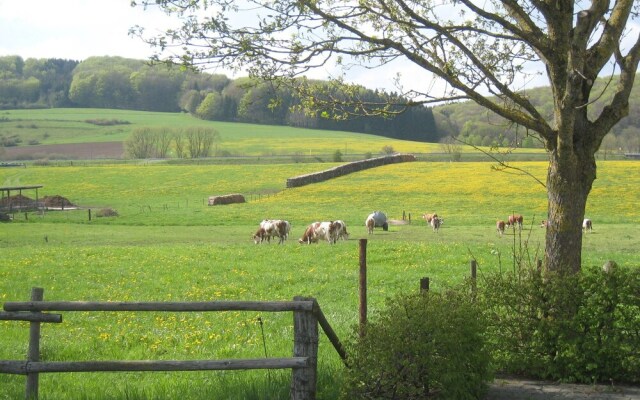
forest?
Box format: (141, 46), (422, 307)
(1, 54), (639, 152)
(0, 55), (438, 143)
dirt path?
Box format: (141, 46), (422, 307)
(486, 377), (640, 399)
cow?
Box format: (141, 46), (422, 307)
(333, 220), (349, 241)
(299, 221), (338, 244)
(496, 220), (506, 236)
(366, 211), (388, 232)
(421, 213), (438, 224)
(506, 214), (524, 230)
(317, 221), (339, 243)
(540, 220), (550, 228)
(430, 217), (443, 232)
(365, 215), (375, 234)
(583, 218), (593, 233)
(299, 222), (321, 244)
(253, 219), (289, 244)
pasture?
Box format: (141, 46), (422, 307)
(1, 158), (639, 399)
(0, 108), (553, 162)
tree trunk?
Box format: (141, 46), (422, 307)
(544, 149), (596, 273)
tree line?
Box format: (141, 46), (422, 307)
(0, 55), (439, 143)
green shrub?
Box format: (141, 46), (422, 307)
(333, 149), (343, 162)
(340, 286), (492, 399)
(479, 265), (640, 384)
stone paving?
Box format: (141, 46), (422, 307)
(486, 377), (640, 400)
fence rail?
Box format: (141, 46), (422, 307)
(1, 289), (346, 400)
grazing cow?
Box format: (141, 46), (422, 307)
(430, 217), (443, 232)
(421, 213), (438, 224)
(317, 221), (339, 243)
(333, 220), (349, 241)
(583, 218), (593, 233)
(365, 215), (375, 234)
(496, 220), (506, 236)
(254, 219), (289, 244)
(299, 222), (321, 244)
(540, 220), (550, 228)
(506, 214), (524, 230)
(366, 211), (389, 232)
(298, 221), (338, 244)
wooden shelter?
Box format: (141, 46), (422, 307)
(0, 185), (43, 212)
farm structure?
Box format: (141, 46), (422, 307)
(0, 288), (346, 400)
(0, 185), (43, 212)
(286, 154), (416, 188)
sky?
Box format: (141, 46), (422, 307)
(0, 0), (169, 61)
(1, 1), (637, 95)
(0, 0), (417, 92)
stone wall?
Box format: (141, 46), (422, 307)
(286, 154), (416, 188)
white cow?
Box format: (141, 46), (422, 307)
(583, 218), (593, 233)
(333, 220), (349, 242)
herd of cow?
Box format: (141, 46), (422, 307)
(252, 212), (594, 245)
(496, 214), (594, 236)
(252, 218), (348, 245)
(252, 211), (391, 245)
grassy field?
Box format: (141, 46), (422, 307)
(0, 111), (638, 399)
(0, 108), (553, 160)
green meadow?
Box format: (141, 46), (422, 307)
(0, 110), (638, 399)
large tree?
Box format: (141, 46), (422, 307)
(133, 0), (640, 272)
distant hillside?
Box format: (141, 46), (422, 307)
(1, 55), (638, 152)
(432, 74), (640, 152)
(0, 55), (439, 144)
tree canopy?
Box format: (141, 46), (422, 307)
(133, 0), (640, 272)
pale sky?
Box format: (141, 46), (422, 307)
(1, 1), (636, 95)
(0, 0), (171, 61)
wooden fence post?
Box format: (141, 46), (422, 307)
(359, 239), (367, 338)
(291, 296), (318, 400)
(420, 277), (430, 293)
(470, 260), (477, 299)
(26, 287), (44, 400)
(88, 209), (91, 221)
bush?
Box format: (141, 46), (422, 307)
(340, 287), (492, 399)
(479, 265), (640, 384)
(96, 208), (119, 217)
(333, 149), (343, 162)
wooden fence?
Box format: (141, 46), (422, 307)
(0, 288), (346, 400)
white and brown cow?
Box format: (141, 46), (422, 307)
(506, 214), (524, 230)
(365, 214), (375, 234)
(333, 220), (349, 242)
(253, 219), (289, 244)
(496, 220), (506, 236)
(421, 213), (438, 224)
(298, 221), (339, 244)
(540, 220), (550, 228)
(583, 218), (593, 233)
(430, 216), (443, 232)
(299, 222), (321, 244)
